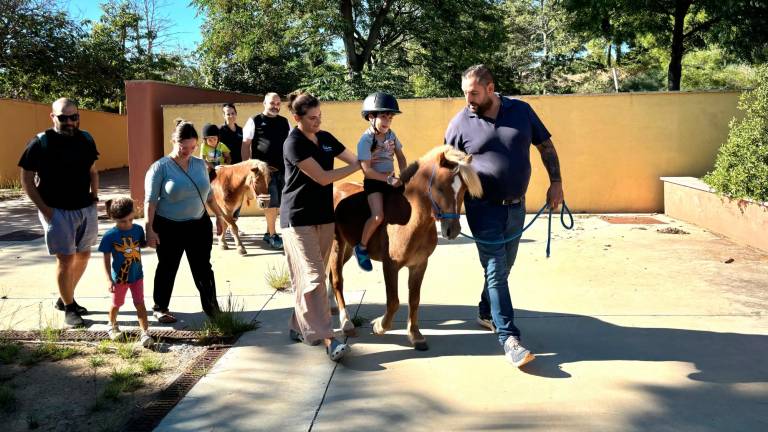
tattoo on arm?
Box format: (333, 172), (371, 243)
(536, 139), (562, 183)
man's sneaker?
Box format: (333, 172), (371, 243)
(262, 232), (271, 243)
(139, 333), (155, 348)
(269, 234), (283, 249)
(326, 339), (350, 362)
(504, 336), (535, 368)
(353, 244), (373, 272)
(108, 327), (124, 341)
(477, 314), (496, 332)
(64, 309), (84, 327)
(55, 298), (88, 315)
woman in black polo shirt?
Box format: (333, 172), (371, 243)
(281, 92), (361, 362)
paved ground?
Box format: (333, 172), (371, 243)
(1, 169), (766, 431)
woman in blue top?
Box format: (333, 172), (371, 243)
(281, 92), (361, 362)
(144, 119), (228, 323)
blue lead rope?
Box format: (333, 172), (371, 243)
(459, 201), (574, 257)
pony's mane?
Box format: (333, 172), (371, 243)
(418, 145), (483, 198)
(400, 160), (420, 184)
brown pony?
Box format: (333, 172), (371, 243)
(329, 145), (482, 350)
(210, 159), (273, 255)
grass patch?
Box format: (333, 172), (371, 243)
(40, 325), (62, 342)
(200, 295), (258, 340)
(0, 177), (21, 190)
(103, 367), (143, 400)
(139, 355), (163, 374)
(21, 343), (79, 365)
(116, 343), (138, 360)
(97, 340), (112, 354)
(0, 340), (21, 364)
(0, 384), (15, 413)
(264, 263), (291, 290)
(89, 355), (106, 368)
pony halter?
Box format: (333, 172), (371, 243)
(427, 164), (461, 220)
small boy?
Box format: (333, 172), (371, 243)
(99, 197), (154, 347)
(354, 92), (407, 271)
(201, 123), (231, 178)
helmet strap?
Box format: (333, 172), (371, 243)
(369, 115), (381, 135)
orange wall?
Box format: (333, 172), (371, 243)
(2, 99), (127, 182)
(164, 91), (742, 213)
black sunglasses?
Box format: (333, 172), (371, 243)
(56, 113), (80, 122)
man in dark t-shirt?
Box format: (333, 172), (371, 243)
(18, 97), (100, 327)
(243, 92), (291, 249)
(445, 65), (565, 368)
(219, 103), (243, 164)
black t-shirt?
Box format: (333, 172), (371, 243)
(251, 114), (290, 172)
(18, 129), (99, 210)
(219, 123), (243, 164)
(280, 128), (345, 228)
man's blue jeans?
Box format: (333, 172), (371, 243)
(465, 198), (526, 346)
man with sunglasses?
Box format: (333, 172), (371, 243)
(18, 98), (100, 327)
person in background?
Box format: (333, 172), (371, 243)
(200, 123), (231, 179)
(242, 92), (290, 249)
(18, 97), (99, 327)
(219, 103), (243, 165)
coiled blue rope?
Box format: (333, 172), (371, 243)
(459, 201), (574, 257)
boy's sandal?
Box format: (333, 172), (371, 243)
(153, 311), (177, 324)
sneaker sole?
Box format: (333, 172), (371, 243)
(510, 352), (536, 368)
(476, 317), (496, 332)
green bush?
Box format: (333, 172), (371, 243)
(704, 65), (768, 202)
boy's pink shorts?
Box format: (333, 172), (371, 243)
(112, 279), (145, 308)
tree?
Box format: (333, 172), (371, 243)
(564, 0), (768, 91)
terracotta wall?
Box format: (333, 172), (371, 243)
(164, 91), (742, 213)
(125, 81), (262, 210)
(2, 99), (127, 182)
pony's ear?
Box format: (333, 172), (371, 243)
(438, 148), (458, 169)
(104, 199), (113, 218)
(268, 166), (278, 173)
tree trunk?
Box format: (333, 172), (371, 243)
(339, 0), (360, 76)
(667, 0), (692, 91)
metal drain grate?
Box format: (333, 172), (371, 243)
(601, 216), (666, 224)
(0, 329), (203, 341)
(0, 230), (43, 241)
(122, 345), (231, 431)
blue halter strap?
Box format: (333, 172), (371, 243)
(427, 164), (461, 220)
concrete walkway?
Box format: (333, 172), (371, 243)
(1, 173), (766, 431)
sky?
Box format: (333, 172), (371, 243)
(64, 0), (204, 52)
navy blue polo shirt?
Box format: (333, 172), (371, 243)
(280, 128), (345, 228)
(444, 96), (551, 202)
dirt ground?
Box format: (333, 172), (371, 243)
(0, 339), (206, 432)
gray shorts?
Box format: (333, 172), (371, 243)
(38, 204), (99, 255)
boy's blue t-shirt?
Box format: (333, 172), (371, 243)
(356, 129), (402, 174)
(98, 224), (145, 283)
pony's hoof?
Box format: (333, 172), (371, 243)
(219, 243), (229, 250)
(343, 327), (358, 337)
(238, 247), (247, 255)
(372, 317), (388, 335)
(412, 340), (429, 351)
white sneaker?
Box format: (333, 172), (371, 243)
(108, 327), (124, 341)
(504, 336), (535, 368)
(139, 333), (155, 348)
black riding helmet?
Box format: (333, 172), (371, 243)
(361, 92), (401, 120)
